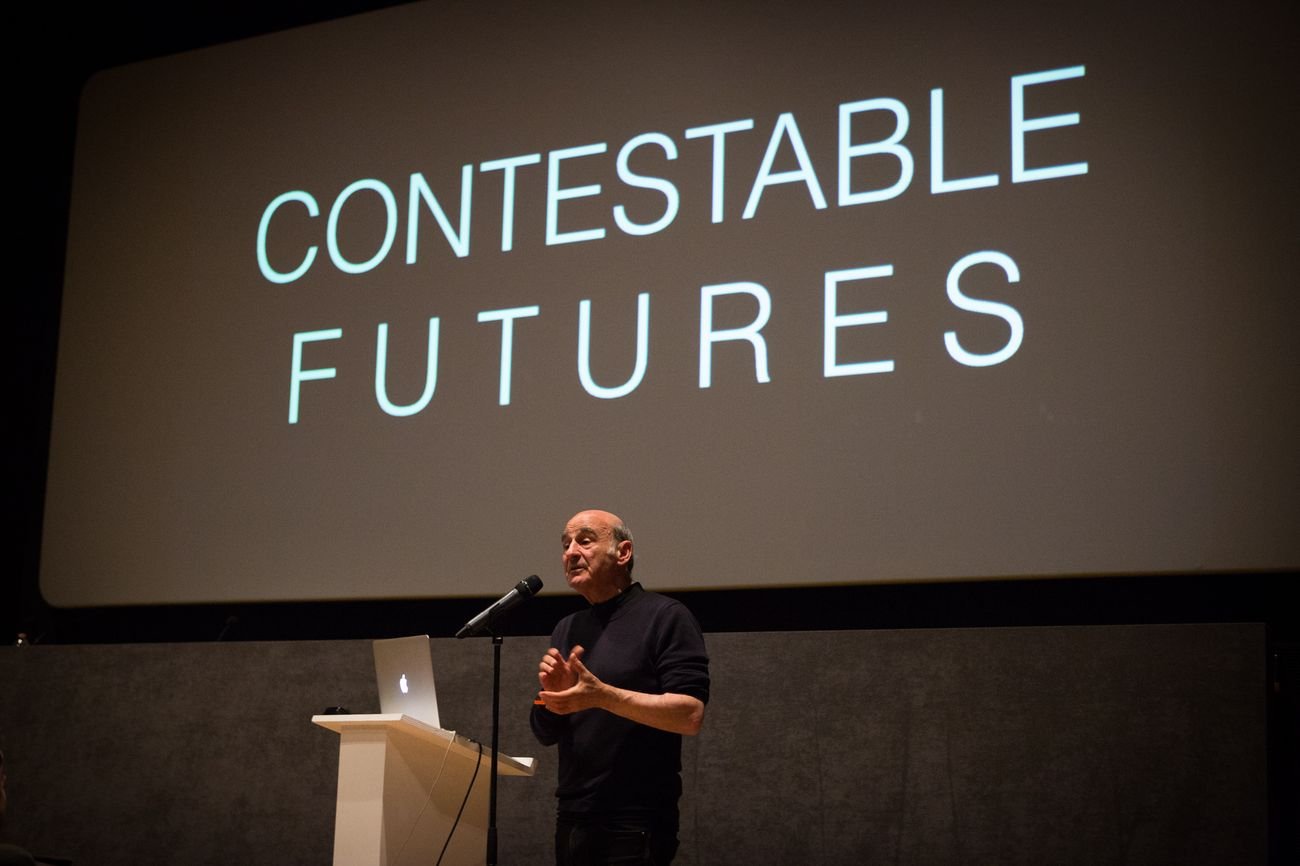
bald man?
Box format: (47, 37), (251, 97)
(531, 510), (710, 866)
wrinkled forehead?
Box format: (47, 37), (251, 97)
(562, 511), (616, 542)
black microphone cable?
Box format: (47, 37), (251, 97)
(435, 740), (483, 866)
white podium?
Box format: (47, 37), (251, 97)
(313, 714), (535, 866)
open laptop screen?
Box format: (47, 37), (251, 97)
(372, 635), (441, 728)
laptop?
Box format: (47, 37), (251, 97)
(372, 634), (442, 728)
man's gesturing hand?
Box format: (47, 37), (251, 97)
(538, 646), (579, 693)
(537, 646), (608, 715)
(536, 645), (706, 735)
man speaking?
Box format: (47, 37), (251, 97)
(530, 509), (710, 866)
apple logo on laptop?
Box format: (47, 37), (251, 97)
(400, 674), (409, 694)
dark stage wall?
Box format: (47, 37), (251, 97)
(0, 623), (1265, 865)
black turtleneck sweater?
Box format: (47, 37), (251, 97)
(529, 582), (710, 815)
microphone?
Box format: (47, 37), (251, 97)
(455, 575), (543, 638)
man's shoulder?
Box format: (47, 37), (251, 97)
(625, 586), (702, 630)
(635, 588), (689, 613)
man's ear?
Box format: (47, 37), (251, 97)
(616, 539), (633, 566)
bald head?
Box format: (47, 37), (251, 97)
(561, 509), (635, 603)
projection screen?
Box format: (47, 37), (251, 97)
(41, 0), (1299, 606)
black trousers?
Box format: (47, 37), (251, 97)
(555, 811), (679, 866)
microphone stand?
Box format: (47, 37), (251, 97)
(456, 575), (541, 864)
(487, 629), (502, 866)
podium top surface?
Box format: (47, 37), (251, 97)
(312, 713), (535, 776)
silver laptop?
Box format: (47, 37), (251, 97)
(372, 635), (441, 727)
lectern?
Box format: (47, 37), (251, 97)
(313, 714), (535, 866)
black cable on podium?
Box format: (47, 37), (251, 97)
(454, 574), (543, 866)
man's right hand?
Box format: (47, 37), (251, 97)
(538, 645), (583, 692)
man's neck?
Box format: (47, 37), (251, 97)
(583, 577), (634, 605)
